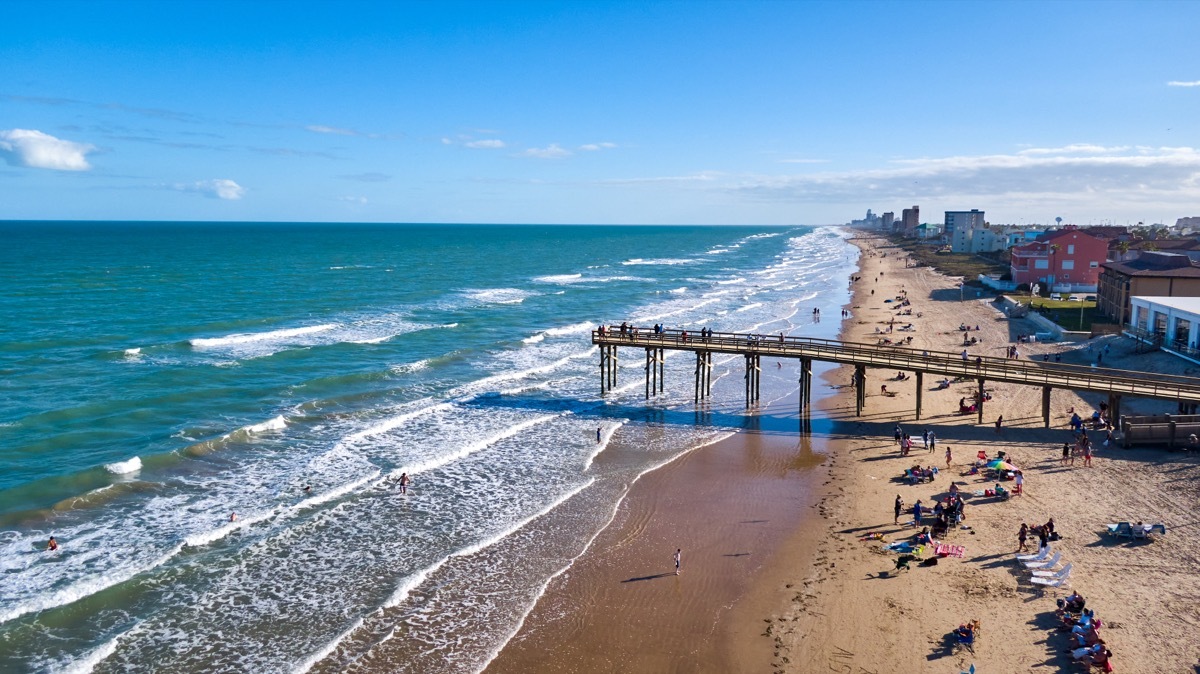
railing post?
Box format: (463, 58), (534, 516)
(1042, 386), (1051, 428)
(915, 371), (923, 420)
(977, 379), (985, 425)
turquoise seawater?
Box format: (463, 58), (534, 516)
(0, 223), (857, 673)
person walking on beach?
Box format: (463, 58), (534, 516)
(674, 548), (681, 575)
(928, 432), (936, 454)
(1062, 442), (1071, 466)
(913, 500), (923, 525)
(1014, 470), (1024, 495)
(399, 472), (410, 495)
(1083, 443), (1093, 467)
(1018, 523), (1028, 552)
(995, 415), (1004, 435)
(945, 445), (952, 468)
(894, 495), (903, 524)
(921, 429), (929, 451)
(894, 424), (903, 446)
(596, 427), (602, 443)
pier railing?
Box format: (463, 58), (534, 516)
(592, 327), (1200, 404)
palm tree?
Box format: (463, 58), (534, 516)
(1116, 240), (1130, 260)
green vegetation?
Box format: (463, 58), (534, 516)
(883, 235), (1009, 282)
(1019, 296), (1102, 332)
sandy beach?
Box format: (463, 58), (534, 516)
(486, 231), (1200, 674)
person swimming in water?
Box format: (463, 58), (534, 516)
(230, 512), (238, 522)
(303, 485), (312, 494)
(47, 536), (58, 551)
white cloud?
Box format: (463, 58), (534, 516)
(600, 171), (723, 185)
(175, 178), (246, 200)
(465, 139), (506, 149)
(579, 142), (617, 151)
(0, 128), (95, 171)
(441, 137), (453, 145)
(519, 143), (572, 159)
(337, 195), (368, 204)
(1167, 80), (1200, 87)
(305, 124), (360, 136)
(1017, 144), (1129, 155)
(730, 147), (1200, 208)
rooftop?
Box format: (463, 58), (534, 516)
(1132, 296), (1200, 314)
(1103, 252), (1200, 277)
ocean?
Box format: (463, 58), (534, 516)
(0, 222), (857, 673)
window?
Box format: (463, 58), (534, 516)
(1067, 244), (1075, 254)
(1089, 261), (1099, 268)
(1061, 260), (1075, 270)
(1035, 259), (1049, 269)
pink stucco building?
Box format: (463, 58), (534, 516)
(1010, 228), (1109, 290)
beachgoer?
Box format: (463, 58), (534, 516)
(894, 495), (902, 524)
(922, 429), (929, 451)
(674, 548), (681, 575)
(1018, 523), (1028, 551)
(995, 415), (1003, 435)
(913, 500), (923, 524)
(928, 432), (936, 453)
(1038, 525), (1050, 551)
(1083, 443), (1092, 467)
(303, 485), (312, 494)
(399, 472), (410, 495)
(1061, 442), (1070, 466)
(945, 445), (952, 468)
(230, 512), (237, 522)
(47, 536), (58, 552)
(894, 424), (902, 445)
(597, 427), (602, 443)
(1014, 470), (1024, 495)
(881, 384), (888, 396)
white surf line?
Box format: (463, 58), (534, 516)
(472, 430), (735, 674)
(293, 478), (596, 674)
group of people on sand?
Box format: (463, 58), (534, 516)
(1056, 592), (1113, 671)
(1017, 518), (1057, 552)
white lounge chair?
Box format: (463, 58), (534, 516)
(1031, 574), (1071, 594)
(1024, 550), (1062, 570)
(1012, 542), (1051, 558)
(1032, 562), (1072, 579)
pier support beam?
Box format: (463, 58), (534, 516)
(977, 379), (985, 425)
(659, 348), (665, 394)
(1042, 386), (1052, 428)
(915, 371), (923, 420)
(694, 352), (702, 403)
(854, 365), (866, 416)
(600, 345), (618, 395)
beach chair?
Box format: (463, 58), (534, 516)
(1031, 572), (1071, 595)
(1016, 545), (1051, 562)
(1148, 523), (1167, 536)
(1107, 522), (1132, 538)
(1032, 562), (1072, 579)
(1023, 550), (1062, 570)
(1132, 525), (1147, 540)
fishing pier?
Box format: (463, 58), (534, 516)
(593, 327), (1200, 426)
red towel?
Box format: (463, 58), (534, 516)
(936, 544), (965, 558)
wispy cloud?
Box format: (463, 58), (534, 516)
(778, 158), (829, 164)
(0, 128), (96, 170)
(579, 142), (617, 151)
(1017, 144), (1130, 155)
(305, 124), (361, 136)
(519, 143), (572, 159)
(338, 172), (390, 182)
(1167, 80), (1200, 87)
(465, 139), (506, 149)
(599, 171), (723, 185)
(175, 178), (246, 200)
(730, 146), (1200, 207)
(248, 146), (339, 159)
(336, 195), (368, 204)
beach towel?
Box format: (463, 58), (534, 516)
(936, 544), (965, 558)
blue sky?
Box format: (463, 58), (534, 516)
(2, 0), (1199, 225)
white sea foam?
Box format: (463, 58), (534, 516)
(532, 273), (583, 284)
(0, 543), (183, 624)
(293, 469), (381, 512)
(522, 334), (545, 344)
(391, 413), (563, 477)
(716, 277), (745, 285)
(344, 402), (455, 442)
(668, 287), (688, 294)
(584, 420), (627, 470)
(736, 302), (763, 312)
(191, 324), (338, 348)
(58, 626), (134, 674)
(244, 415), (287, 434)
(620, 258), (695, 266)
(290, 615), (367, 674)
(463, 288), (533, 305)
(104, 456), (142, 474)
(183, 508), (276, 548)
(390, 359), (430, 375)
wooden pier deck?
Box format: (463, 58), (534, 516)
(593, 327), (1200, 426)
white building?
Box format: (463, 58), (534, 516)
(944, 209), (985, 239)
(1128, 296), (1200, 362)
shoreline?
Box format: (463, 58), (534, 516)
(485, 230), (1200, 674)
